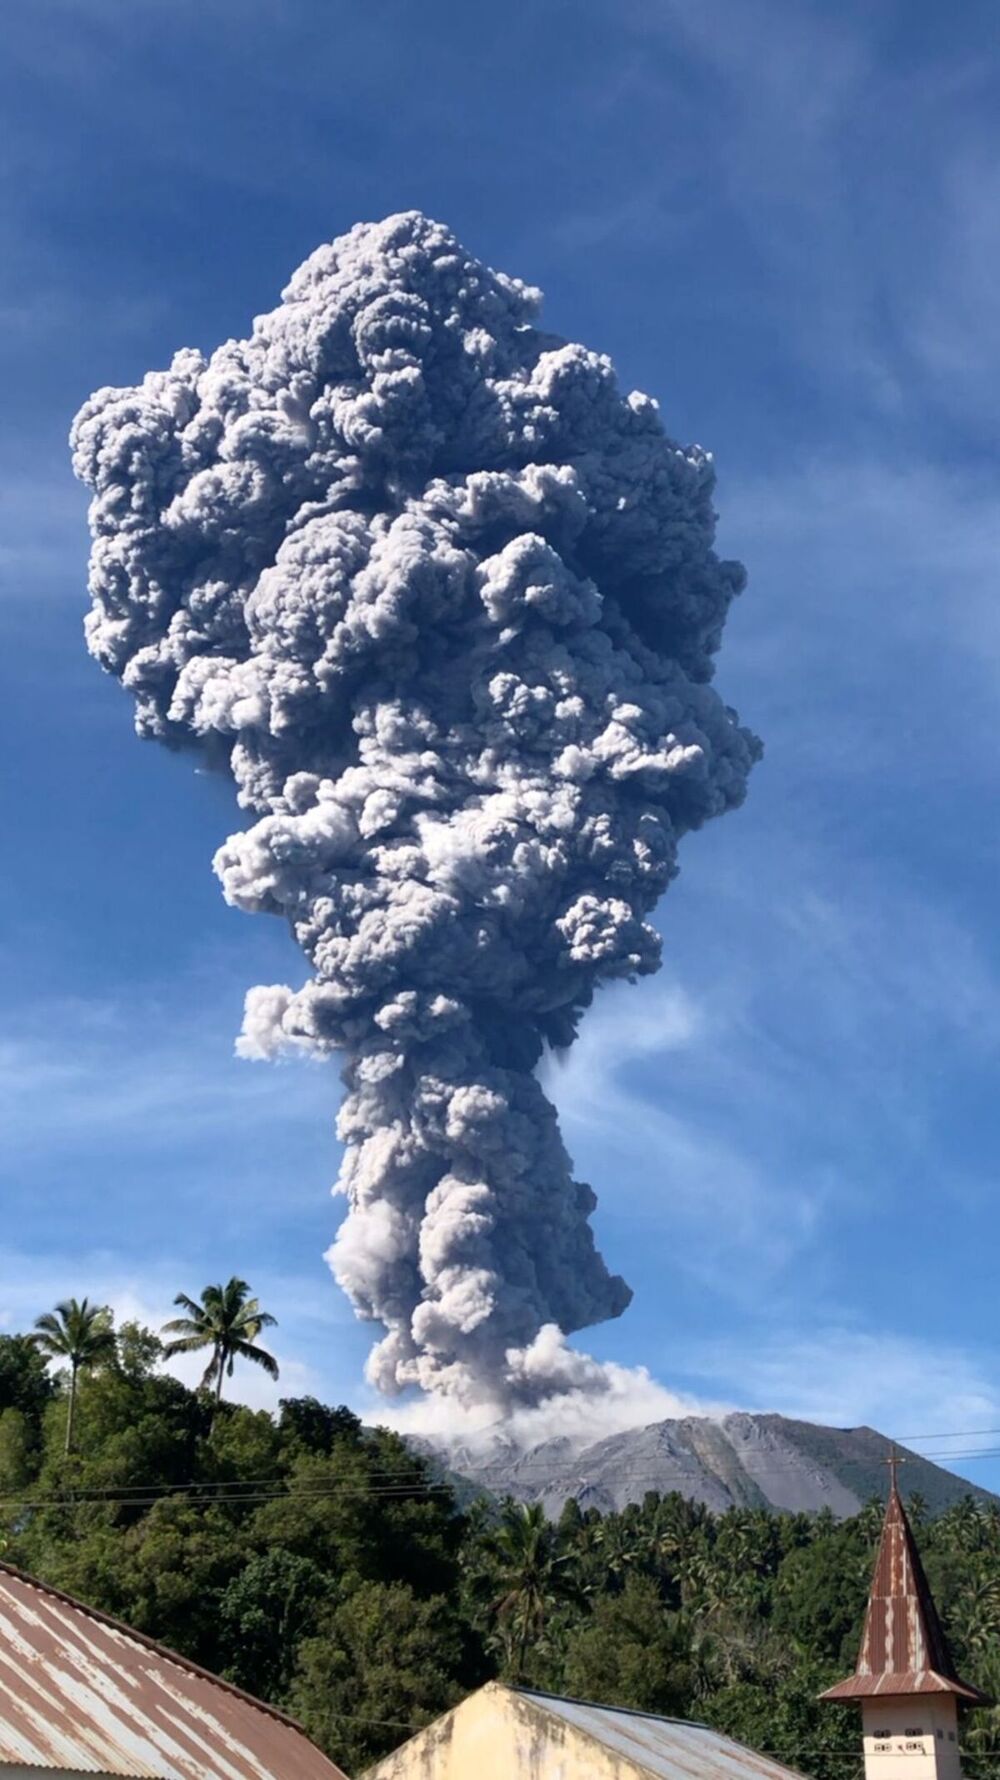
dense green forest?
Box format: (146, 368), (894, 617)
(3, 1316), (1000, 1778)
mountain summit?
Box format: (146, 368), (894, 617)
(433, 1413), (995, 1518)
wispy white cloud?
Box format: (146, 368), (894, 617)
(542, 975), (827, 1298)
(591, 0), (1000, 430)
(648, 0), (871, 144)
(0, 1245), (340, 1414)
(0, 465), (89, 596)
(721, 457), (1000, 717)
(688, 1324), (1000, 1445)
(0, 992), (335, 1158)
(533, 443), (1000, 1452)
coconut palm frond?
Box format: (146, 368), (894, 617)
(160, 1276), (279, 1420)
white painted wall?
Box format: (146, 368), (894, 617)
(862, 1696), (962, 1780)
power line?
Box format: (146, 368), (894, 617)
(0, 1482), (457, 1512)
(896, 1428), (1000, 1443)
(4, 1451), (1000, 1510)
(3, 1464), (999, 1516)
(203, 1695), (1000, 1760)
(3, 1423), (1000, 1518)
(305, 1695), (1000, 1757)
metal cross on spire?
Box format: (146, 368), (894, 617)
(885, 1444), (905, 1494)
(821, 1436), (988, 1708)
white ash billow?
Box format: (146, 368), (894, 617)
(72, 211), (759, 1411)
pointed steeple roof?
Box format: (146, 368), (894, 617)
(821, 1476), (987, 1703)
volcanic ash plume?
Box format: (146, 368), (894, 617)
(71, 212), (760, 1411)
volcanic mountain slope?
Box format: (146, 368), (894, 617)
(432, 1414), (996, 1518)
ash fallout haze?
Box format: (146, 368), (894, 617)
(72, 212), (758, 1415)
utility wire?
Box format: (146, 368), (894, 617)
(5, 1452), (1000, 1512)
(3, 1466), (1000, 1515)
(896, 1428), (1000, 1443)
(15, 1441), (1000, 1500)
(4, 1420), (1000, 1516)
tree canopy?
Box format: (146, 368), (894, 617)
(3, 1310), (999, 1778)
(161, 1278), (279, 1413)
(28, 1298), (116, 1452)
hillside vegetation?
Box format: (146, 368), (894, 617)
(2, 1320), (1000, 1778)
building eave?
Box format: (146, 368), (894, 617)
(818, 1481), (987, 1712)
(821, 1671), (990, 1705)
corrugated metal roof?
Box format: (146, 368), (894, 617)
(0, 1559), (347, 1778)
(820, 1481), (987, 1705)
(515, 1689), (810, 1780)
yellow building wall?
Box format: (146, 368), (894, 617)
(365, 1683), (649, 1780)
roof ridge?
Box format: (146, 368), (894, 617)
(512, 1684), (710, 1729)
(511, 1686), (809, 1778)
(0, 1557), (311, 1736)
(516, 1680), (704, 1723)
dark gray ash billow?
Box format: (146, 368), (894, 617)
(72, 212), (759, 1410)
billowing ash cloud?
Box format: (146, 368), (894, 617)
(71, 212), (759, 1410)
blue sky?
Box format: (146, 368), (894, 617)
(3, 0), (1000, 1484)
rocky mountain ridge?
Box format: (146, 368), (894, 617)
(428, 1412), (996, 1518)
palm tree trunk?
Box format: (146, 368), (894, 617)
(208, 1347), (225, 1433)
(514, 1616), (529, 1684)
(65, 1362), (77, 1455)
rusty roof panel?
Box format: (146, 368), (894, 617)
(822, 1671), (983, 1701)
(0, 1561), (346, 1778)
(820, 1485), (988, 1706)
(516, 1690), (810, 1780)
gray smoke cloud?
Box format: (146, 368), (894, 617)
(71, 212), (759, 1411)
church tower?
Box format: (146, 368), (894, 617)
(820, 1464), (988, 1780)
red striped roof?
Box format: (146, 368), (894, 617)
(0, 1559), (347, 1776)
(821, 1483), (987, 1704)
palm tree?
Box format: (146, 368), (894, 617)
(593, 1512), (642, 1583)
(161, 1278), (278, 1424)
(30, 1298), (116, 1454)
(486, 1501), (579, 1681)
(953, 1559), (1000, 1662)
